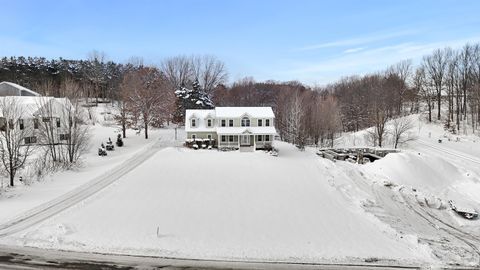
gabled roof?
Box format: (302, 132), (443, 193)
(215, 107), (275, 118)
(0, 81), (41, 96)
(185, 107), (276, 133)
(185, 109), (216, 132)
(0, 96), (71, 118)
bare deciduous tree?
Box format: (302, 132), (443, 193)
(36, 97), (61, 162)
(387, 59), (412, 113)
(191, 55), (228, 95)
(161, 56), (193, 89)
(0, 97), (34, 186)
(59, 79), (90, 164)
(423, 48), (451, 121)
(161, 55), (228, 95)
(121, 67), (173, 139)
(87, 50), (108, 106)
(391, 117), (415, 149)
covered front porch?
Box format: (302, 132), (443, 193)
(218, 130), (274, 150)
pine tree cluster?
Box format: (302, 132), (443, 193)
(173, 80), (214, 123)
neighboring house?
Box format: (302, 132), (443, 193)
(0, 90), (73, 146)
(185, 107), (276, 150)
(0, 81), (41, 96)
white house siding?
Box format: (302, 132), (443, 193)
(185, 107), (276, 150)
(186, 132), (218, 141)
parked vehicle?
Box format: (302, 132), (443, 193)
(449, 200), (478, 219)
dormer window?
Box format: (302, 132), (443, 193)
(241, 117), (250, 127)
(207, 119), (212, 127)
(191, 118), (196, 128)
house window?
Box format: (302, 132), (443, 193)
(191, 119), (196, 127)
(207, 134), (212, 140)
(221, 119), (226, 127)
(221, 135), (226, 142)
(25, 136), (37, 144)
(265, 135), (270, 141)
(229, 135), (234, 142)
(258, 119), (263, 127)
(229, 119), (234, 127)
(191, 134), (196, 140)
(56, 118), (60, 128)
(266, 119), (270, 126)
(8, 119), (14, 129)
(258, 135), (263, 142)
(59, 134), (70, 141)
(241, 117), (250, 127)
(207, 119), (212, 127)
(19, 119), (24, 130)
(33, 119), (39, 129)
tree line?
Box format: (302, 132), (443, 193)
(2, 43), (480, 152)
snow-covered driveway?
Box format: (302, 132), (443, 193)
(0, 133), (175, 238)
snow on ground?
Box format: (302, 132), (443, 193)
(2, 108), (480, 266)
(0, 104), (177, 224)
(325, 113), (480, 265)
(3, 142), (434, 265)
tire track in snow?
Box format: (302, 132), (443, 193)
(397, 187), (480, 266)
(0, 136), (172, 237)
(415, 139), (480, 165)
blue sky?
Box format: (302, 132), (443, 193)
(1, 0), (479, 85)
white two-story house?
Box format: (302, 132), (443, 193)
(0, 82), (74, 145)
(185, 107), (276, 150)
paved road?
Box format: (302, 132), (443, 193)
(415, 139), (480, 165)
(0, 244), (429, 270)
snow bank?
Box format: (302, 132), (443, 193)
(364, 151), (480, 208)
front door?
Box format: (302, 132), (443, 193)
(241, 135), (250, 146)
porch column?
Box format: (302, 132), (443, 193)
(237, 135), (240, 148)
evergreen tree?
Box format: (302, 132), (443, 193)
(173, 79), (214, 124)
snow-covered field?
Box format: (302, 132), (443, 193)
(2, 141), (434, 265)
(0, 104), (176, 224)
(1, 110), (480, 267)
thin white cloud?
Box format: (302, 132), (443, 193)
(288, 36), (480, 85)
(294, 29), (419, 51)
(343, 47), (365, 54)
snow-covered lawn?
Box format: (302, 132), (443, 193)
(0, 124), (176, 225)
(2, 110), (480, 266)
(3, 142), (434, 265)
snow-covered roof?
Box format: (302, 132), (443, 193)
(215, 107), (275, 118)
(0, 81), (41, 96)
(185, 109), (216, 132)
(0, 96), (71, 118)
(185, 107), (276, 133)
(216, 127), (277, 135)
